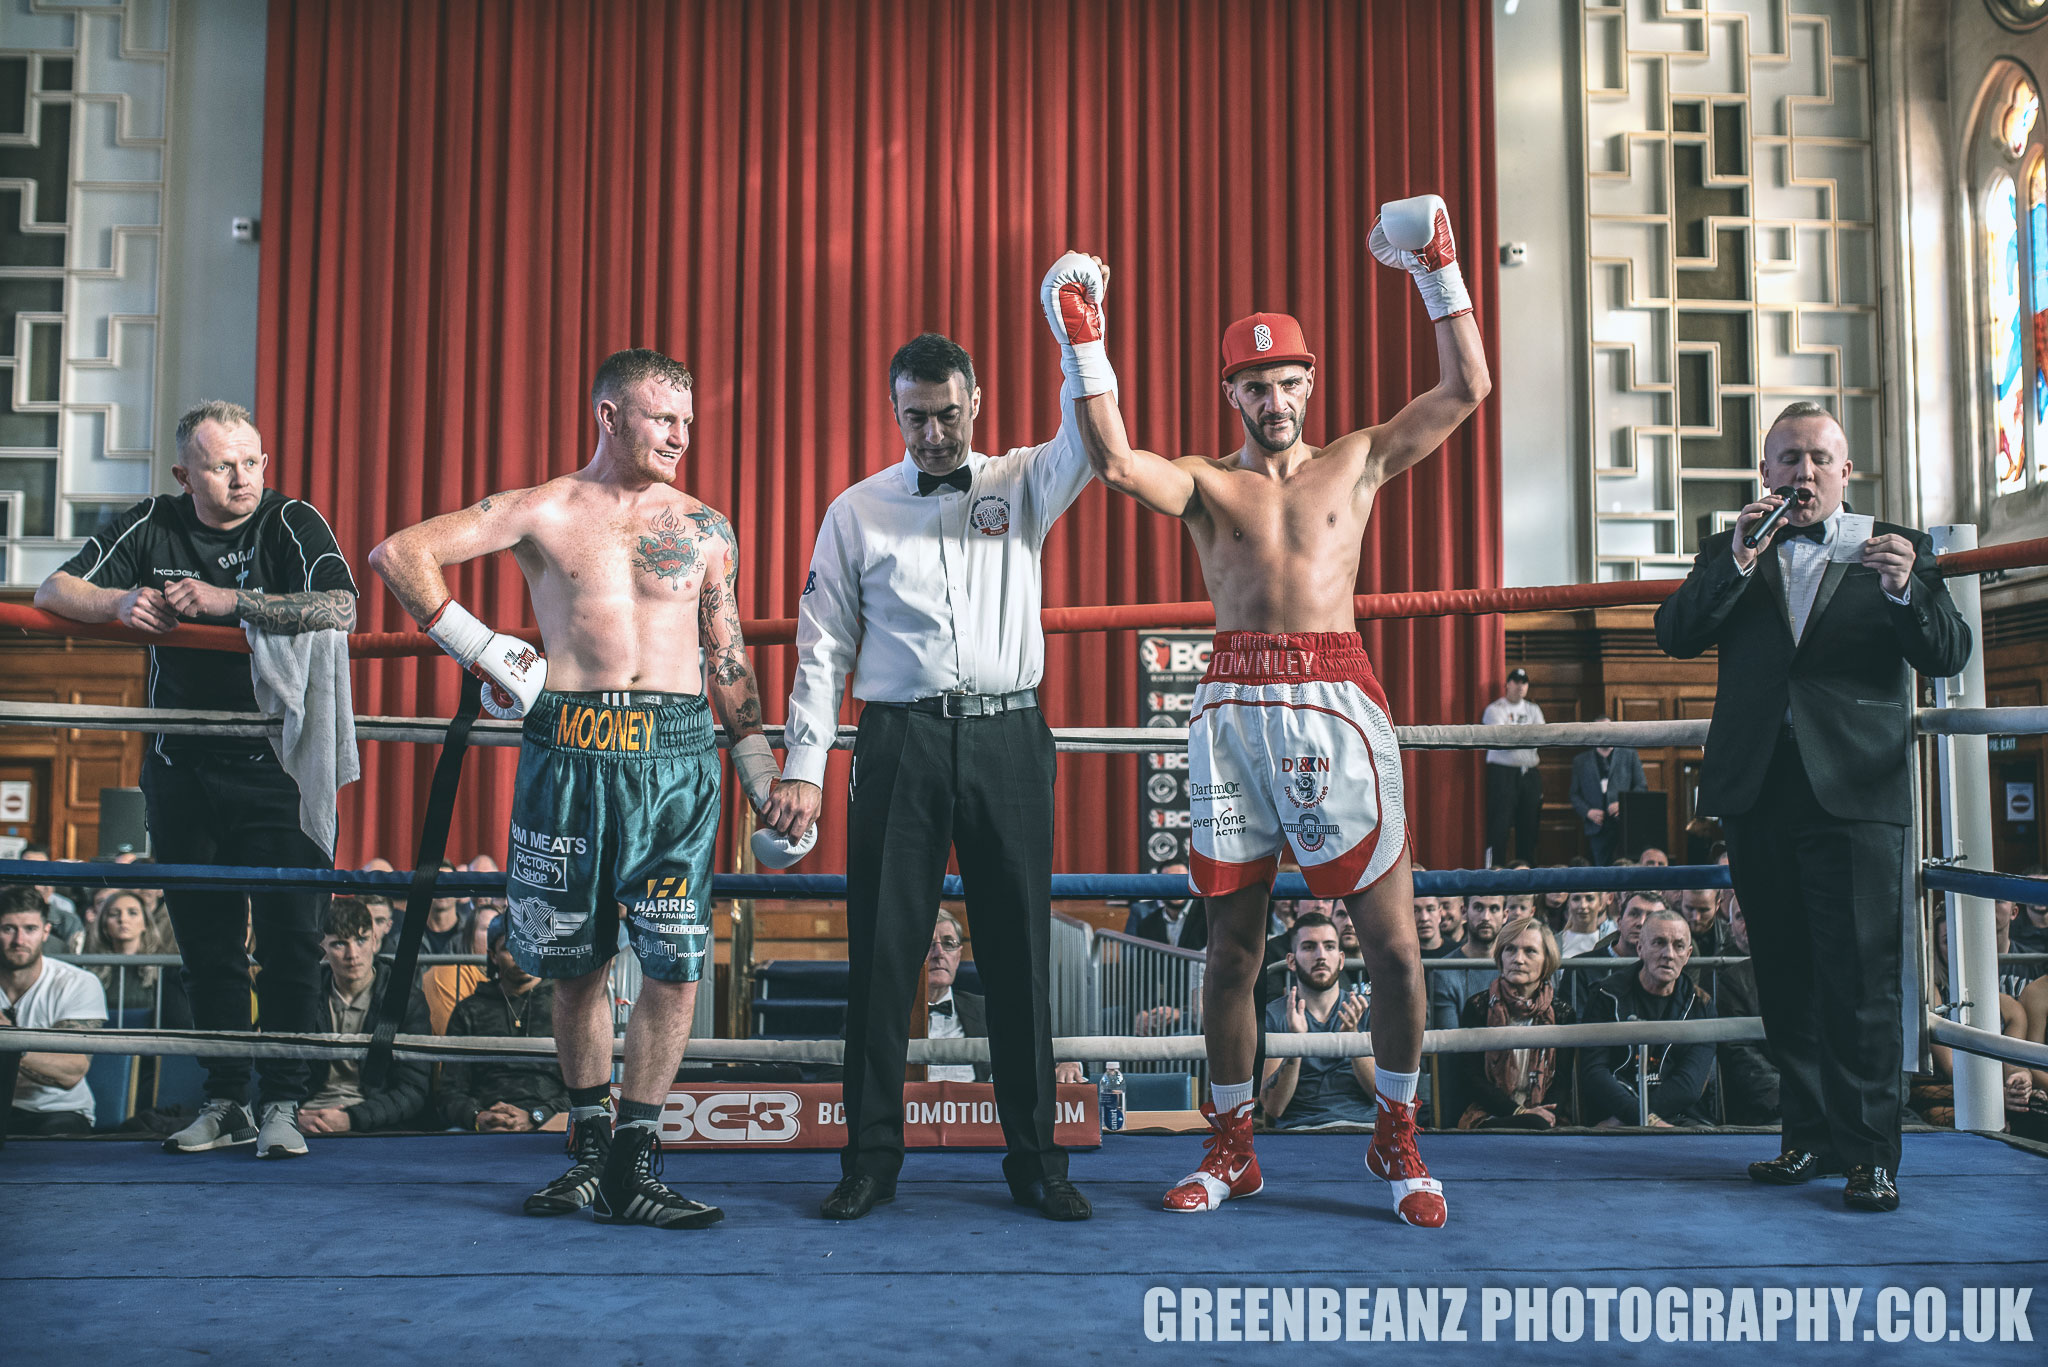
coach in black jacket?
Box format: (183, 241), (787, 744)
(1654, 402), (1970, 1212)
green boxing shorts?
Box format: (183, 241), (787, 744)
(503, 689), (720, 984)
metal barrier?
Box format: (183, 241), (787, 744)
(1048, 913), (1096, 1042)
(1090, 927), (1207, 1097)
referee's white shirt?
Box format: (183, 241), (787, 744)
(783, 422), (1094, 787)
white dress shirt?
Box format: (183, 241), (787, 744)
(783, 420), (1094, 786)
(1734, 506), (1909, 644)
(925, 989), (976, 1083)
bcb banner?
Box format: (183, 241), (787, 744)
(1137, 631), (1212, 873)
(638, 1082), (1101, 1150)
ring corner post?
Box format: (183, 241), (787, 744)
(1929, 524), (2006, 1133)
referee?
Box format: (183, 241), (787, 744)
(762, 322), (1102, 1223)
(35, 400), (358, 1160)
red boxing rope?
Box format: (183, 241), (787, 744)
(7, 535), (2045, 658)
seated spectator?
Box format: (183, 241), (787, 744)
(1558, 890), (1606, 960)
(361, 856), (396, 873)
(1537, 871), (1573, 934)
(923, 911), (983, 1083)
(1638, 847), (1669, 867)
(1579, 908), (1717, 1127)
(1679, 888), (1733, 962)
(1505, 892), (1539, 927)
(1, 886), (108, 1134)
(1569, 889), (1659, 1017)
(1436, 895), (1468, 957)
(1990, 897), (2041, 999)
(1454, 915), (1575, 1130)
(1413, 894), (1448, 957)
(2017, 975), (2048, 1142)
(19, 846), (84, 950)
(1267, 897), (1298, 939)
(2004, 867), (2048, 956)
(1713, 893), (1780, 1126)
(362, 894), (396, 956)
(1132, 864), (1205, 950)
(435, 916), (566, 1132)
(1918, 913), (2036, 1130)
(420, 862), (473, 956)
(1259, 912), (1374, 1129)
(1428, 894), (1506, 1032)
(298, 898), (431, 1135)
(86, 889), (193, 1028)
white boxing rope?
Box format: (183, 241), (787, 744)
(8, 700), (2048, 751)
(1926, 1015), (2048, 1072)
(0, 1016), (1765, 1066)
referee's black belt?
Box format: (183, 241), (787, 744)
(879, 688), (1039, 719)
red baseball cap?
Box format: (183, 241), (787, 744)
(1219, 312), (1316, 381)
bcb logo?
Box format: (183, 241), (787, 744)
(665, 1091), (802, 1143)
(1141, 637), (1212, 674)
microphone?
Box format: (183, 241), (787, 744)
(1741, 485), (1812, 550)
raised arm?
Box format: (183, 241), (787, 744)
(1353, 195), (1491, 487)
(1040, 250), (1200, 519)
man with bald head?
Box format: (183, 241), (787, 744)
(1657, 401), (1970, 1213)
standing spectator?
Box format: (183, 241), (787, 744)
(1580, 909), (1718, 1127)
(764, 330), (1091, 1223)
(1716, 893), (1781, 1126)
(1569, 722), (1647, 865)
(1, 887), (108, 1134)
(1132, 865), (1205, 950)
(298, 898), (430, 1135)
(1454, 916), (1576, 1130)
(18, 847), (84, 949)
(1481, 668), (1545, 865)
(35, 399), (359, 1161)
(1259, 913), (1375, 1129)
(436, 917), (566, 1133)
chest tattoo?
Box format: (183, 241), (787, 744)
(633, 509), (701, 589)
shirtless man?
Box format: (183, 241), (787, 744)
(369, 348), (781, 1229)
(1045, 196), (1489, 1226)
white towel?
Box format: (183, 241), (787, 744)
(246, 627), (361, 857)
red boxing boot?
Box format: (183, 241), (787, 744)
(1366, 1096), (1446, 1228)
(1162, 1101), (1263, 1212)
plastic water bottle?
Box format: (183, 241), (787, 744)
(1100, 1061), (1126, 1132)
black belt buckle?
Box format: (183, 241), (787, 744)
(939, 690), (979, 719)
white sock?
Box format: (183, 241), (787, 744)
(1376, 1068), (1420, 1107)
(1211, 1079), (1254, 1114)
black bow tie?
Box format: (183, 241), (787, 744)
(929, 997), (955, 1017)
(917, 467), (972, 497)
(1781, 520), (1827, 545)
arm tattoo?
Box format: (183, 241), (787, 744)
(633, 508), (700, 589)
(696, 518), (763, 735)
(236, 588), (358, 634)
(476, 496), (493, 512)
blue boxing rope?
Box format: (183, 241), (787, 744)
(0, 859), (1734, 901)
(1921, 864), (2048, 905)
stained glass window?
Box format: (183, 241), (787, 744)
(2003, 81), (2041, 159)
(1989, 172), (2027, 495)
(2033, 156), (2048, 484)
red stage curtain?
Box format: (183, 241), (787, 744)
(257, 0), (1502, 875)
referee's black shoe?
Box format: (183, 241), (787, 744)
(1843, 1165), (1901, 1212)
(593, 1125), (724, 1229)
(1747, 1149), (1843, 1185)
(1013, 1175), (1093, 1221)
(524, 1112), (610, 1216)
(821, 1173), (895, 1220)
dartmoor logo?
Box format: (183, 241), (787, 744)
(633, 509), (700, 589)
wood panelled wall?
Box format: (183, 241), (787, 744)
(0, 595), (147, 859)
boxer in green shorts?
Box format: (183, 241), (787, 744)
(371, 349), (791, 1230)
(505, 689), (721, 984)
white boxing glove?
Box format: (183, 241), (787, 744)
(1039, 251), (1117, 400)
(731, 732), (817, 868)
(424, 599), (547, 720)
(1368, 193), (1472, 321)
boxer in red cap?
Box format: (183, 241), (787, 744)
(1044, 196), (1489, 1227)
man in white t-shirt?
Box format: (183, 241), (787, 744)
(2, 886), (109, 1135)
(1481, 668), (1546, 866)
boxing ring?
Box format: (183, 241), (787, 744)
(4, 531), (2048, 1362)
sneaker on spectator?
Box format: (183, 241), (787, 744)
(256, 1101), (309, 1159)
(1162, 1100), (1262, 1212)
(1366, 1097), (1445, 1227)
(524, 1112), (612, 1216)
(163, 1098), (258, 1153)
(594, 1125), (722, 1229)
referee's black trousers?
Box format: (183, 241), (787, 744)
(840, 702), (1066, 1191)
(1723, 731), (1905, 1172)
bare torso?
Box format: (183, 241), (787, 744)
(1177, 439), (1376, 633)
(502, 474), (733, 693)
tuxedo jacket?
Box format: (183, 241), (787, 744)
(1133, 902), (1208, 952)
(1653, 523), (1970, 825)
(931, 988), (991, 1083)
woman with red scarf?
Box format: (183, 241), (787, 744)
(1454, 916), (1576, 1129)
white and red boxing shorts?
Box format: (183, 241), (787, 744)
(1186, 631), (1407, 899)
